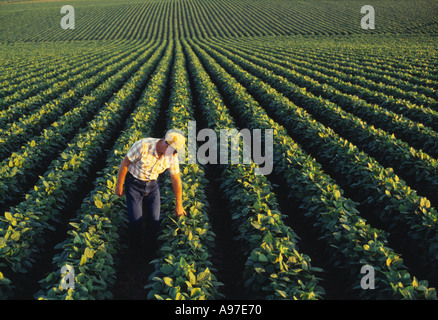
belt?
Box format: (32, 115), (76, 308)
(127, 171), (156, 183)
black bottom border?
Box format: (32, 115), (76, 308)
(3, 299), (432, 318)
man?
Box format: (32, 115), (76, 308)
(115, 131), (186, 258)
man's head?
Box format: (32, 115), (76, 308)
(156, 131), (186, 156)
(165, 131), (186, 150)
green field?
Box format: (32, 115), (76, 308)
(0, 0), (437, 301)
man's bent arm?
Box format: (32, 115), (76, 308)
(170, 172), (186, 217)
(115, 156), (132, 196)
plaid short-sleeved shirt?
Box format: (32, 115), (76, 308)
(126, 138), (180, 181)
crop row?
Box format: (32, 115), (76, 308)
(0, 38), (435, 301)
(187, 39), (436, 299)
(0, 40), (167, 299)
(0, 43), (105, 86)
(6, 0), (437, 42)
(290, 43), (438, 86)
(225, 37), (438, 90)
(35, 40), (173, 300)
(207, 38), (438, 158)
(0, 41), (162, 215)
(198, 39), (438, 201)
(195, 39), (438, 271)
(34, 3), (136, 42)
(0, 42), (148, 161)
(269, 43), (438, 99)
(0, 46), (113, 110)
(280, 36), (436, 71)
(216, 37), (437, 116)
(183, 39), (325, 300)
(255, 42), (437, 123)
(269, 47), (438, 119)
(298, 58), (438, 108)
(0, 49), (101, 102)
(0, 42), (142, 133)
(146, 40), (223, 300)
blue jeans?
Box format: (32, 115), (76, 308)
(125, 172), (161, 249)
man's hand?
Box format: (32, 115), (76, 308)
(115, 183), (124, 197)
(175, 204), (187, 218)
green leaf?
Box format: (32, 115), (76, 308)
(84, 247), (94, 259)
(80, 255), (87, 266)
(258, 254), (269, 262)
(276, 290), (287, 298)
(190, 287), (201, 298)
(188, 271), (196, 285)
(45, 273), (54, 283)
(94, 199), (103, 209)
(386, 257), (392, 267)
(412, 277), (418, 288)
(197, 268), (210, 283)
(10, 232), (20, 241)
(251, 221), (262, 230)
(163, 277), (173, 287)
(4, 212), (13, 221)
(420, 198), (430, 208)
(179, 257), (187, 268)
(160, 264), (174, 275)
